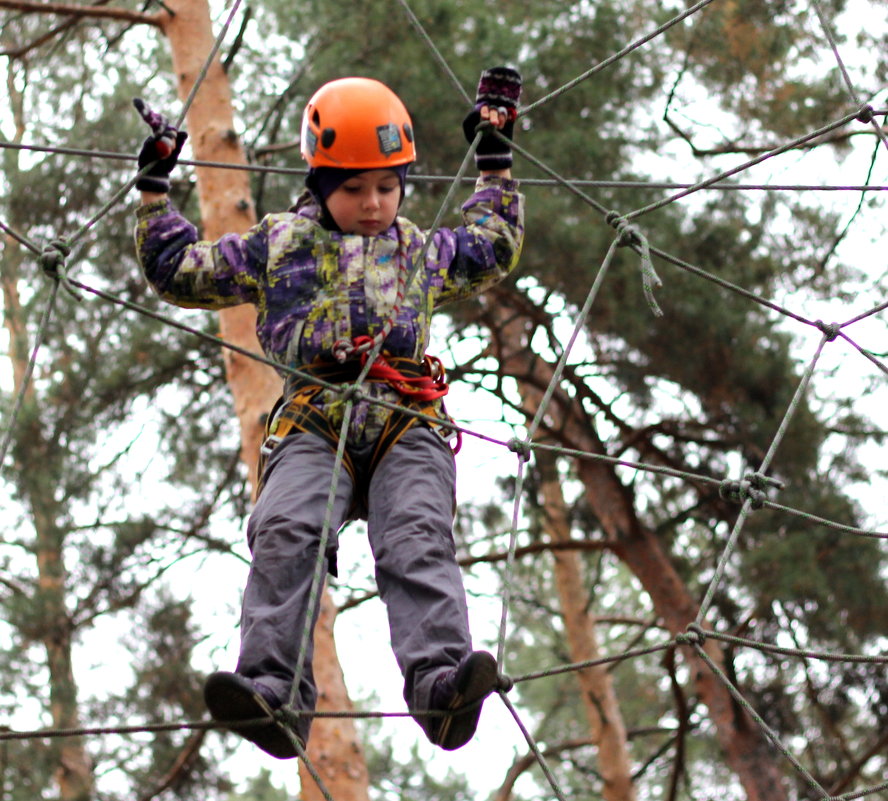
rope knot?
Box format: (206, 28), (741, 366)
(605, 211), (638, 248)
(39, 239), (71, 278)
(816, 320), (841, 341)
(719, 472), (783, 510)
(496, 672), (514, 693)
(685, 623), (706, 645)
(856, 104), (875, 124)
(332, 339), (355, 363)
(719, 479), (763, 508)
(507, 438), (532, 461)
(38, 239), (81, 301)
(341, 385), (363, 403)
(605, 211), (664, 318)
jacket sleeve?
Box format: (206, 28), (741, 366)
(134, 198), (268, 309)
(431, 175), (525, 307)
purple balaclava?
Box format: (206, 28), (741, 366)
(306, 164), (410, 231)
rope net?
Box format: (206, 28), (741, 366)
(1, 0), (887, 799)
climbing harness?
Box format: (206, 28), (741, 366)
(257, 343), (459, 496)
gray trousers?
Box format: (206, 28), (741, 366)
(236, 426), (473, 743)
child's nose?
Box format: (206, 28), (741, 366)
(363, 191), (381, 209)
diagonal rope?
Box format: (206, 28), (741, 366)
(696, 330), (832, 623)
(392, 0), (471, 104)
(519, 0), (721, 117)
(495, 238), (624, 673)
(2, 0), (888, 798)
(626, 106), (877, 220)
(691, 638), (832, 799)
(809, 0), (888, 153)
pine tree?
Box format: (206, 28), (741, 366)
(2, 1), (886, 799)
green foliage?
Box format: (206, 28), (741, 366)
(361, 723), (476, 801)
(3, 0), (888, 799)
(1, 11), (246, 800)
(223, 769), (290, 801)
(87, 592), (233, 801)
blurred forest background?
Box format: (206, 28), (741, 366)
(1, 0), (887, 799)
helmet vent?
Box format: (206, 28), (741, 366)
(321, 128), (336, 149)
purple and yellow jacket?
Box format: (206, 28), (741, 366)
(134, 175), (524, 445)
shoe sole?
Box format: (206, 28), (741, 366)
(204, 672), (300, 759)
(435, 651), (499, 751)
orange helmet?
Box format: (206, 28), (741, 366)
(300, 77), (416, 169)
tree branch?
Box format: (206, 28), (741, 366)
(493, 738), (597, 801)
(336, 539), (612, 612)
(136, 730), (206, 801)
(1, 0), (112, 58)
(828, 728), (888, 796)
(0, 1), (162, 26)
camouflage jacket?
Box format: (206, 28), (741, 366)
(134, 175), (524, 445)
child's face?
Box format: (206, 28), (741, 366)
(325, 169), (401, 235)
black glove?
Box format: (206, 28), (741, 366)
(462, 66), (522, 171)
(133, 97), (188, 193)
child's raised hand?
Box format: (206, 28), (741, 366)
(462, 66), (522, 172)
(479, 104), (510, 129)
(133, 98), (188, 194)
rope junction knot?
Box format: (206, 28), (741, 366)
(816, 320), (842, 341)
(39, 238), (70, 276)
(507, 438), (532, 461)
(605, 210), (638, 247)
(855, 103), (875, 123)
(605, 211), (664, 318)
(277, 706), (306, 727)
(719, 472), (784, 510)
(496, 672), (515, 693)
(676, 623), (707, 646)
(340, 385), (363, 403)
(39, 238), (82, 301)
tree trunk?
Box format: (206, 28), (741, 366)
(309, 592), (371, 796)
(35, 511), (94, 801)
(159, 3), (369, 798)
(483, 287), (789, 801)
(1, 68), (94, 801)
(536, 450), (637, 801)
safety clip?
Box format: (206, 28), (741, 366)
(259, 435), (283, 460)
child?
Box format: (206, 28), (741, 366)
(133, 67), (524, 758)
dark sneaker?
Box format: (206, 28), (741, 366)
(203, 671), (301, 759)
(428, 651), (499, 751)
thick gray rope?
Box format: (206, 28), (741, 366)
(809, 0), (888, 154)
(520, 0), (721, 117)
(696, 331), (831, 623)
(8, 138), (888, 193)
(495, 237), (624, 671)
(2, 0), (887, 798)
